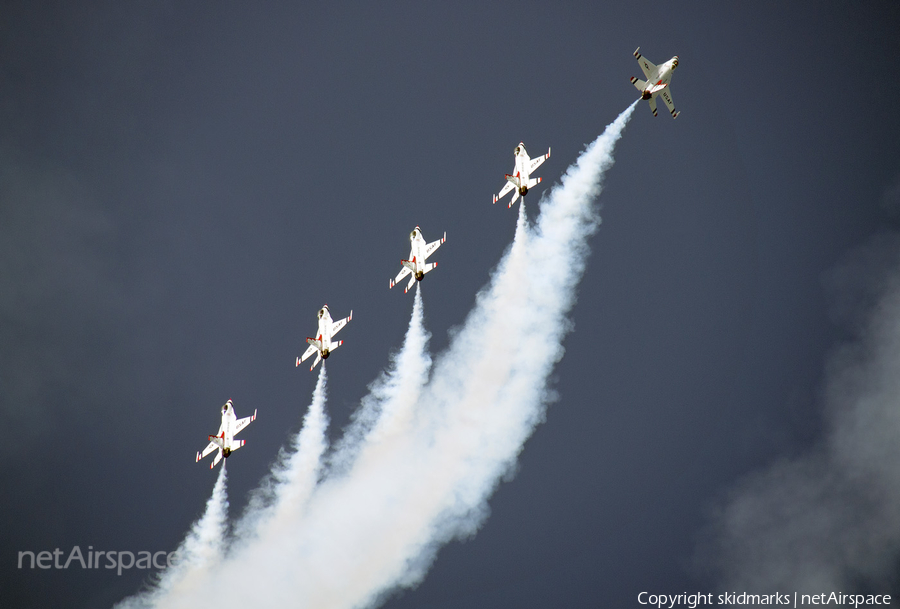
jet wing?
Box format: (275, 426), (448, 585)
(635, 48), (656, 79)
(391, 265), (412, 288)
(424, 233), (445, 259)
(659, 87), (679, 118)
(299, 343), (318, 363)
(197, 440), (218, 461)
(234, 409), (257, 434)
(493, 179), (515, 204)
(528, 148), (550, 174)
(331, 312), (351, 336)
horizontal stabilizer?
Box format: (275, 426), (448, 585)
(211, 451), (223, 469)
(526, 177), (541, 189)
(423, 262), (437, 275)
(631, 77), (647, 91)
(310, 352), (322, 371)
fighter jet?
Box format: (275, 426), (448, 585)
(389, 226), (446, 293)
(630, 47), (680, 118)
(196, 400), (256, 469)
(493, 142), (550, 208)
(296, 304), (352, 371)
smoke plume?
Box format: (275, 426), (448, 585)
(124, 465), (229, 607)
(705, 235), (900, 595)
(120, 102), (636, 609)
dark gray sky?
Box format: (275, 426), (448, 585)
(2, 1), (900, 607)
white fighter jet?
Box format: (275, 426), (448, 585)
(296, 304), (352, 371)
(493, 142), (550, 208)
(196, 400), (256, 469)
(630, 47), (680, 118)
(389, 226), (446, 293)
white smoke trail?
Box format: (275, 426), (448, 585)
(118, 465), (229, 608)
(703, 237), (900, 594)
(121, 102), (635, 609)
(233, 366), (330, 542)
(329, 283), (431, 475)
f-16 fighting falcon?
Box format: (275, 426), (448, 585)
(493, 142), (550, 208)
(389, 226), (446, 294)
(630, 47), (680, 118)
(296, 304), (352, 371)
(196, 400), (257, 469)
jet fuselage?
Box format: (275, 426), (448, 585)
(512, 144), (533, 196)
(315, 306), (336, 356)
(408, 227), (430, 281)
(215, 402), (238, 457)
